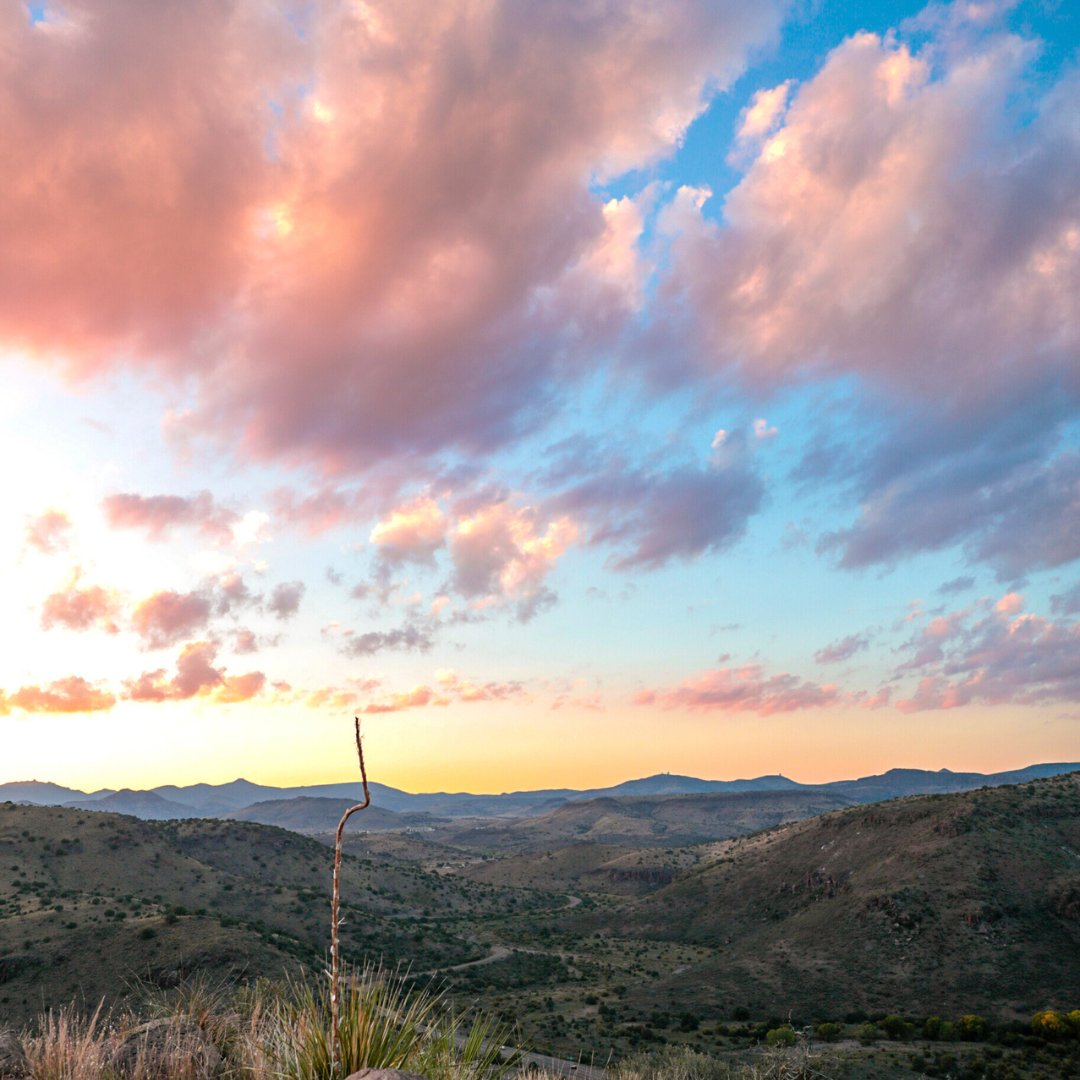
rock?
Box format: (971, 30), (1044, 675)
(111, 1017), (223, 1079)
(0, 1029), (30, 1080)
(344, 1070), (428, 1080)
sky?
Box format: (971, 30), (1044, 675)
(2, 0), (1079, 794)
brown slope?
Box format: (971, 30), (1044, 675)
(582, 772), (1080, 1021)
(439, 789), (854, 853)
(0, 803), (539, 1023)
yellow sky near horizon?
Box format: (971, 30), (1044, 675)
(4, 697), (1076, 795)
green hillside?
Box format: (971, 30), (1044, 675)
(0, 803), (552, 1024)
(579, 772), (1080, 1020)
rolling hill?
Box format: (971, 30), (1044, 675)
(0, 802), (555, 1025)
(576, 770), (1080, 1020)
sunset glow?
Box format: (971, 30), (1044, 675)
(2, 0), (1078, 792)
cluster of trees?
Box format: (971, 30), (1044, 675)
(755, 1009), (1080, 1048)
(1031, 1010), (1080, 1040)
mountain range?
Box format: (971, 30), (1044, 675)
(2, 762), (1077, 828)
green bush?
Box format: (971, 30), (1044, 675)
(765, 1026), (796, 1047)
(879, 1014), (912, 1040)
(924, 1016), (942, 1040)
(956, 1014), (986, 1041)
(814, 1022), (841, 1043)
(1032, 1010), (1071, 1039)
(856, 1022), (879, 1045)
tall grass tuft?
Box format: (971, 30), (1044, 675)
(272, 963), (439, 1079)
(22, 1003), (111, 1080)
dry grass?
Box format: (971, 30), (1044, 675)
(17, 965), (523, 1080)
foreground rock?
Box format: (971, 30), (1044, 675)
(0, 1030), (30, 1080)
(111, 1017), (223, 1079)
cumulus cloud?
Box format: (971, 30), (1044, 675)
(25, 510), (73, 554)
(735, 80), (792, 143)
(131, 590), (213, 649)
(126, 640), (265, 704)
(635, 663), (840, 715)
(40, 575), (121, 634)
(267, 581), (305, 621)
(369, 497), (446, 566)
(449, 501), (577, 620)
(358, 669), (526, 714)
(552, 450), (763, 571)
(814, 632), (870, 665)
(103, 492), (237, 542)
(892, 600), (1080, 711)
(1050, 582), (1080, 616)
(340, 624), (434, 658)
(0, 676), (116, 715)
(657, 13), (1080, 577)
(2, 0), (784, 477)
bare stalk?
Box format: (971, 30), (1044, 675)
(330, 716), (371, 1076)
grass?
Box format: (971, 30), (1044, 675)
(14, 965), (522, 1080)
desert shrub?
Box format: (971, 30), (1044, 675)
(957, 1014), (987, 1041)
(879, 1014), (912, 1040)
(856, 1022), (879, 1045)
(612, 1044), (732, 1080)
(1067, 1009), (1080, 1037)
(1032, 1009), (1071, 1039)
(938, 1020), (957, 1041)
(924, 1016), (943, 1040)
(764, 1026), (796, 1047)
(814, 1022), (841, 1043)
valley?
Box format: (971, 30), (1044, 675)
(2, 767), (1079, 1077)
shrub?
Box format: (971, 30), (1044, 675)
(814, 1023), (841, 1043)
(956, 1014), (986, 1041)
(1032, 1010), (1071, 1040)
(765, 1026), (796, 1048)
(924, 1016), (942, 1040)
(856, 1022), (879, 1045)
(879, 1014), (911, 1040)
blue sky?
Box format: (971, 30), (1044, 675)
(1, 0), (1078, 790)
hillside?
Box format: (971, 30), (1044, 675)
(437, 789), (856, 853)
(63, 789), (198, 819)
(575, 771), (1080, 1020)
(5, 761), (1078, 823)
(224, 796), (444, 833)
(0, 802), (556, 1024)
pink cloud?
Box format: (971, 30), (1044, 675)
(358, 669), (526, 714)
(3, 676), (115, 715)
(449, 501), (577, 621)
(103, 492), (236, 542)
(267, 580), (305, 621)
(814, 632), (870, 665)
(40, 577), (121, 634)
(1, 1), (782, 476)
(635, 663), (839, 715)
(662, 25), (1078, 405)
(126, 640), (265, 704)
(369, 496), (446, 566)
(131, 590), (212, 649)
(893, 601), (1080, 711)
(25, 510), (73, 554)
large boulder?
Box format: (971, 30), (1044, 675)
(0, 1029), (30, 1080)
(111, 1017), (223, 1079)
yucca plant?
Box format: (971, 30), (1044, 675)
(414, 1007), (520, 1080)
(273, 963), (439, 1079)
